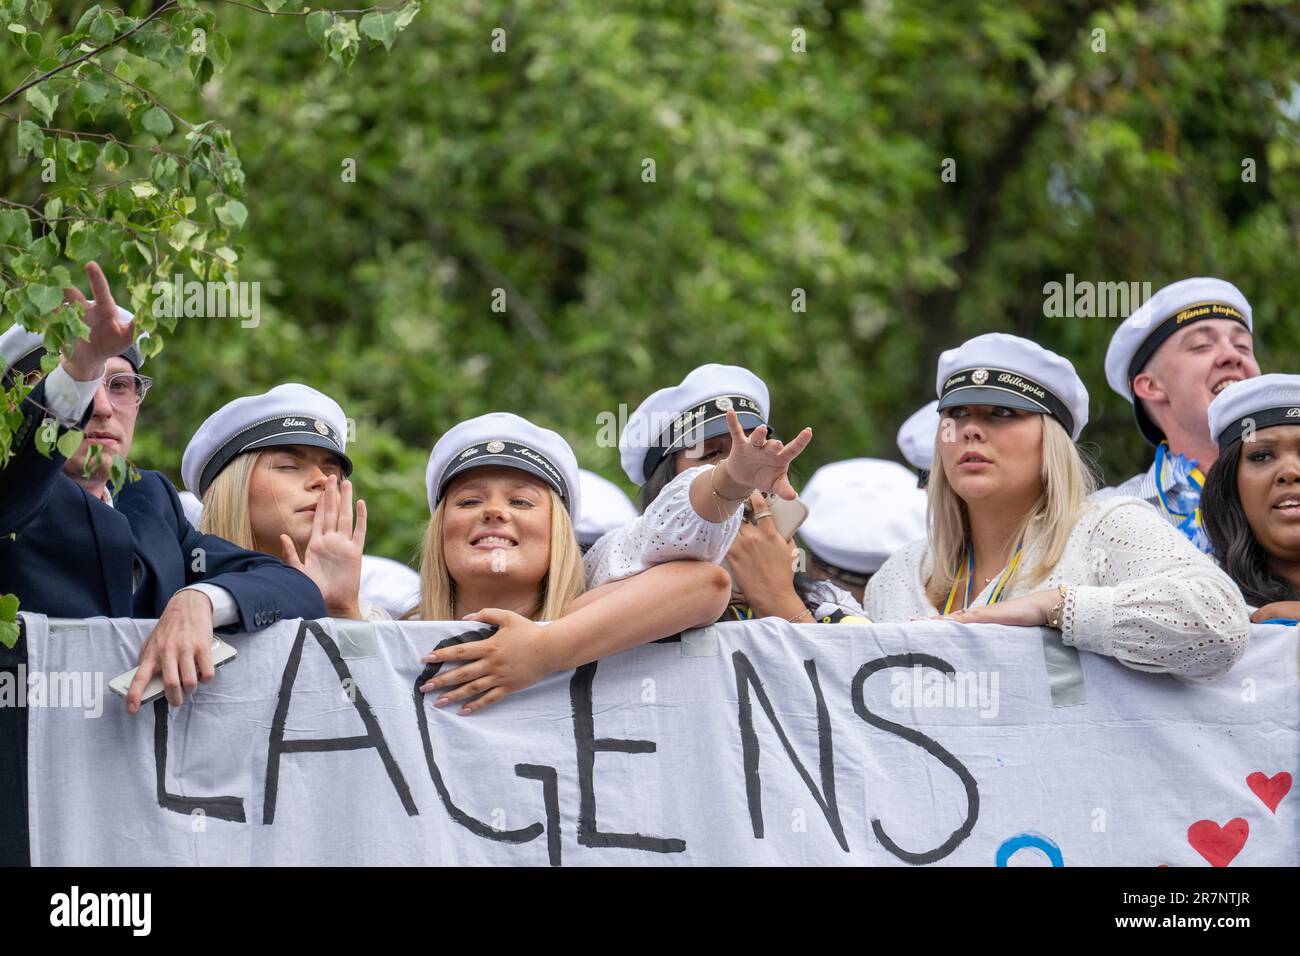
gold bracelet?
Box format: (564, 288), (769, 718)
(788, 607), (814, 624)
(710, 463), (750, 504)
(1046, 585), (1069, 629)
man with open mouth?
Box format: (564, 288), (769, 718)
(1099, 277), (1261, 553)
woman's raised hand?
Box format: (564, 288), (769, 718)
(280, 475), (368, 619)
(718, 407), (812, 501)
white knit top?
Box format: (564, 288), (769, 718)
(583, 465), (743, 588)
(863, 496), (1249, 681)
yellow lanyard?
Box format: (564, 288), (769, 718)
(943, 541), (1024, 614)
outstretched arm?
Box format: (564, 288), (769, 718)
(419, 560), (731, 714)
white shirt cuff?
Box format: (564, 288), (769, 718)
(44, 365), (101, 426)
(179, 584), (239, 628)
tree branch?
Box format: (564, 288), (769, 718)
(0, 1), (179, 108)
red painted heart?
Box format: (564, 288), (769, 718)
(1246, 771), (1292, 814)
(1187, 818), (1248, 867)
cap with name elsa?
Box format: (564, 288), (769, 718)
(1105, 277), (1252, 445)
(619, 363), (771, 486)
(181, 383), (352, 498)
(1207, 374), (1300, 452)
(425, 412), (581, 520)
(935, 333), (1090, 440)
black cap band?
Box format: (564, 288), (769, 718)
(808, 550), (872, 589)
(198, 415), (352, 497)
(1217, 405), (1300, 452)
(5, 345), (43, 381)
(938, 367), (1075, 438)
(1126, 302), (1248, 385)
(641, 394), (765, 483)
(3, 343), (141, 386)
(438, 440), (571, 511)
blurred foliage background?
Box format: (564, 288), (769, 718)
(3, 0), (1299, 566)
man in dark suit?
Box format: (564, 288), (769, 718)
(1, 261), (327, 708)
(0, 262), (328, 863)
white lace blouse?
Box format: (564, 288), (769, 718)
(582, 465), (743, 589)
(863, 495), (1250, 681)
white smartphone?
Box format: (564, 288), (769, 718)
(108, 636), (238, 704)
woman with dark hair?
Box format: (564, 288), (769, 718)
(1202, 374), (1300, 624)
(620, 363), (859, 622)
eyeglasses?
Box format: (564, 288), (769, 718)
(101, 371), (153, 409)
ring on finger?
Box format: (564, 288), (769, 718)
(754, 511), (774, 521)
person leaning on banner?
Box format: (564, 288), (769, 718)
(798, 458), (927, 607)
(0, 263), (327, 715)
(864, 333), (1249, 681)
(181, 383), (387, 621)
(1202, 374), (1300, 625)
(1097, 278), (1260, 553)
(897, 399), (941, 488)
(409, 410), (799, 713)
(621, 363), (860, 622)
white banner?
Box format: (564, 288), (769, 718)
(18, 613), (1299, 866)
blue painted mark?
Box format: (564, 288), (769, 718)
(996, 832), (1064, 867)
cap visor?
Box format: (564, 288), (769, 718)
(439, 455), (567, 507)
(243, 432), (354, 476)
(671, 410), (767, 455)
(937, 387), (1046, 415)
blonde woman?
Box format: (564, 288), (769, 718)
(412, 409), (810, 713)
(864, 333), (1249, 681)
(181, 383), (378, 620)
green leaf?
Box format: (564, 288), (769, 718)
(215, 199), (247, 228)
(360, 11), (397, 51)
(25, 283), (63, 314)
(109, 452), (127, 489)
(325, 17), (359, 72)
(42, 196), (61, 220)
(24, 84), (57, 123)
(141, 105), (173, 139)
(168, 219), (199, 250)
(88, 9), (115, 45)
(305, 10), (330, 50)
(103, 140), (129, 171)
(130, 181), (158, 198)
(262, 0), (286, 13)
(72, 78), (110, 118)
(0, 620), (17, 650)
(209, 32), (231, 70)
(58, 428), (84, 460)
(68, 138), (98, 172)
(34, 417), (55, 456)
(193, 54), (214, 87)
(17, 119), (44, 158)
(22, 30), (40, 58)
(0, 208), (32, 245)
(0, 592), (17, 622)
(29, 0), (49, 24)
(395, 2), (420, 30)
(65, 223), (106, 263)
